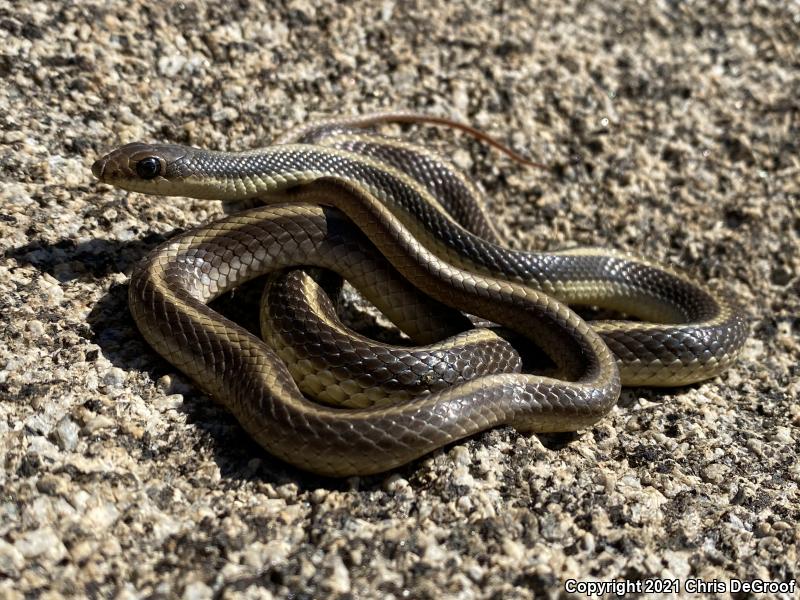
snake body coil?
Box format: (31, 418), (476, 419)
(92, 113), (747, 476)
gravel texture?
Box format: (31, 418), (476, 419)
(1, 1), (798, 598)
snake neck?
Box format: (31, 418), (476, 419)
(160, 145), (394, 201)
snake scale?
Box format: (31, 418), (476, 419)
(91, 112), (748, 476)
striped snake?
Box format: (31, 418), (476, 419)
(91, 113), (747, 476)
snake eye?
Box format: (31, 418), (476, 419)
(136, 156), (161, 179)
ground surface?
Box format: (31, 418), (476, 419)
(1, 1), (798, 598)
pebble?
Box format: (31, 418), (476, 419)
(102, 367), (126, 388)
(323, 554), (351, 594)
(0, 540), (24, 577)
(83, 415), (115, 434)
(14, 528), (65, 562)
(53, 417), (80, 451)
(85, 502), (119, 531)
(182, 581), (213, 600)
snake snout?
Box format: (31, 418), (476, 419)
(91, 157), (107, 180)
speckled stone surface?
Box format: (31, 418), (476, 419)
(1, 1), (798, 598)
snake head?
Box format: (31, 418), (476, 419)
(92, 143), (196, 195)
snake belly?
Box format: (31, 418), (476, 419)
(91, 113), (747, 476)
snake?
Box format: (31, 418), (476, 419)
(91, 112), (748, 476)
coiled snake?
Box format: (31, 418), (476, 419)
(91, 113), (747, 476)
